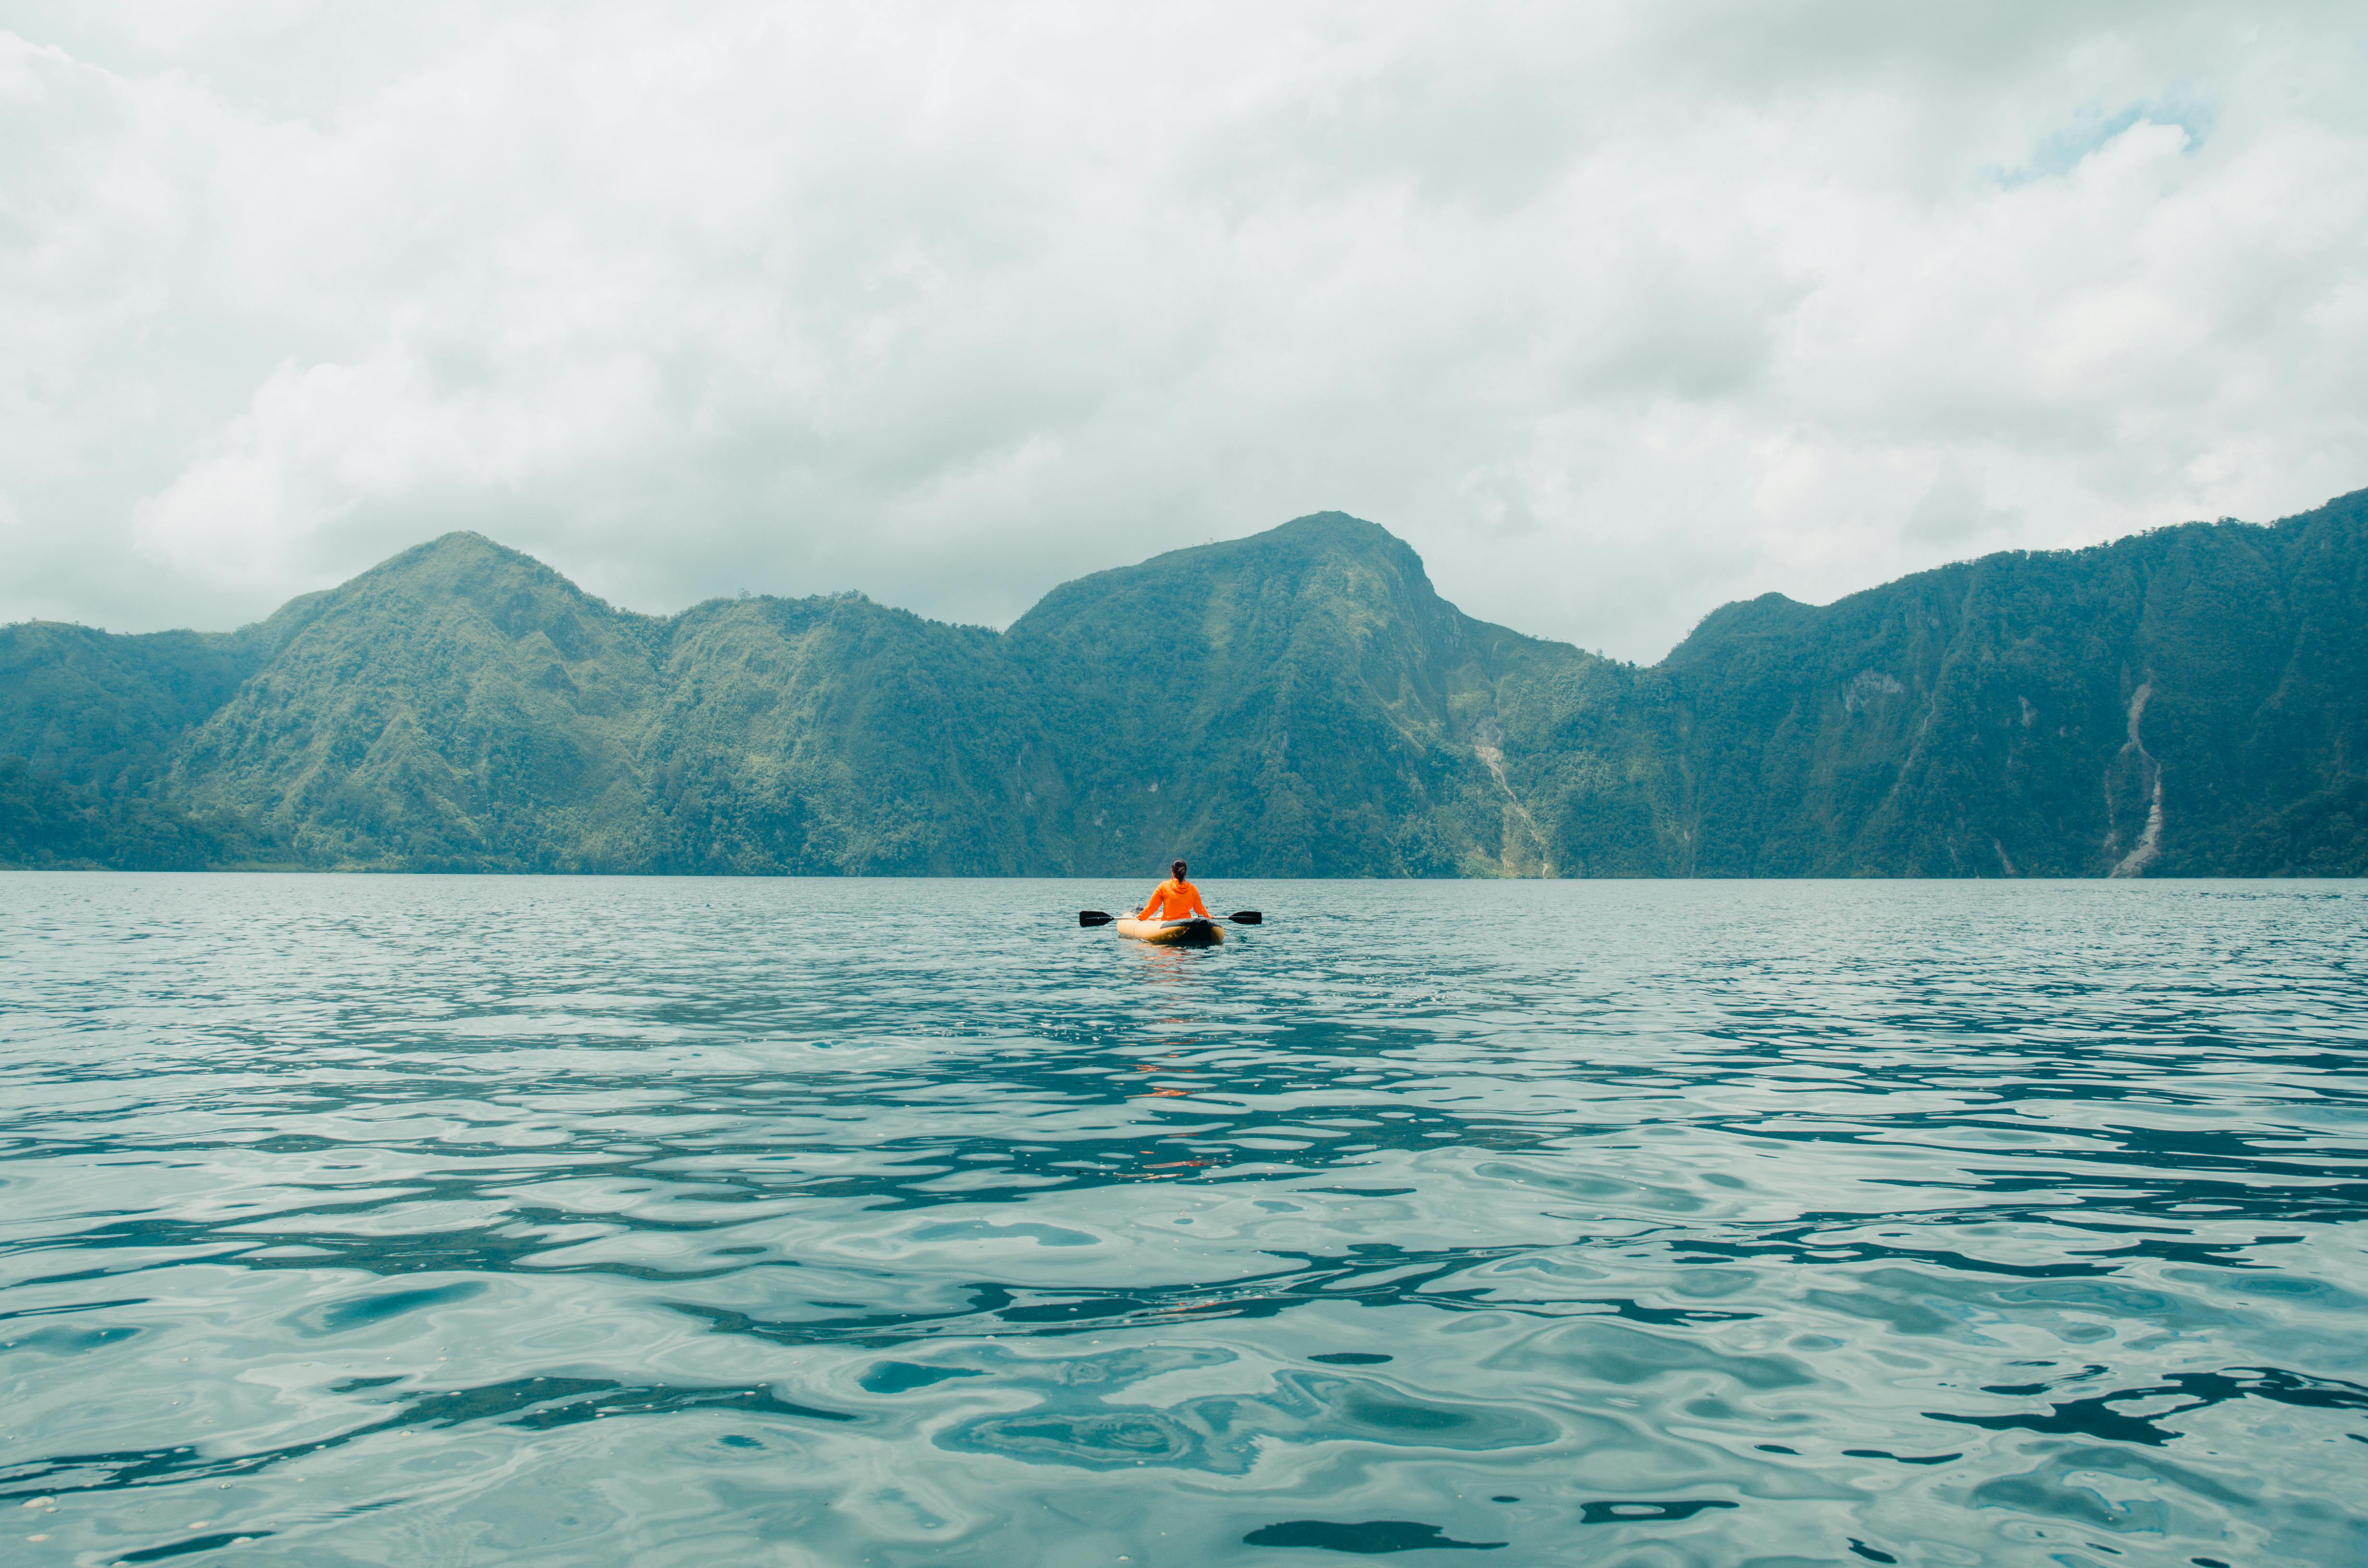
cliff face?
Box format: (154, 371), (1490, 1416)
(6, 489), (2364, 876)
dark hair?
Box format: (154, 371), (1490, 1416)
(1171, 859), (1187, 876)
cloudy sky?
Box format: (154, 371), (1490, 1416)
(5, 1), (2365, 661)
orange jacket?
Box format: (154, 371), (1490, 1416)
(1138, 877), (1210, 921)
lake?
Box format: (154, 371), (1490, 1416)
(2, 874), (2364, 1565)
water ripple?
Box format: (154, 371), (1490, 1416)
(2, 874), (2364, 1564)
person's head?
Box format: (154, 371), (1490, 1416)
(1171, 859), (1187, 881)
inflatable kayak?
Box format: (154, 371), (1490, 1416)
(1114, 916), (1225, 947)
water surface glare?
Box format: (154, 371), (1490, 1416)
(2, 875), (2365, 1566)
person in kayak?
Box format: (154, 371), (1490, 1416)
(1138, 860), (1211, 922)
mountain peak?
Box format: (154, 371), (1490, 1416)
(1007, 508), (1443, 648)
(1664, 592), (1815, 663)
(1272, 509), (1388, 538)
(378, 530), (549, 574)
(1262, 510), (1418, 562)
(339, 530), (608, 614)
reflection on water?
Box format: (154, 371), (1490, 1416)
(2, 874), (2364, 1565)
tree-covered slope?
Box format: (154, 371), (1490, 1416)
(0, 622), (269, 796)
(1005, 512), (1703, 877)
(638, 592), (1067, 876)
(6, 489), (2363, 875)
(1664, 488), (2368, 876)
(167, 534), (1070, 874)
(171, 535), (673, 871)
(0, 601), (313, 869)
(0, 756), (289, 871)
(1010, 514), (1539, 875)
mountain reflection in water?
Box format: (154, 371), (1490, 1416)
(2, 875), (2363, 1565)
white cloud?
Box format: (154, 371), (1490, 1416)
(4, 0), (2366, 656)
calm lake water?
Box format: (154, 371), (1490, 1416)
(3, 875), (2365, 1566)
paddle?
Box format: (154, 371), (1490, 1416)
(1078, 909), (1263, 926)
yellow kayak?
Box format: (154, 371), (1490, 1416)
(1115, 916), (1225, 946)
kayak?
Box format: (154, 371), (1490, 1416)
(1114, 916), (1225, 947)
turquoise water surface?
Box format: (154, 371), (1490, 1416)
(2, 875), (2364, 1565)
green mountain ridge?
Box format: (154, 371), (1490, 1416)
(5, 493), (2364, 876)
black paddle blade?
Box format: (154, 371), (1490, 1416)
(1078, 910), (1114, 927)
(1228, 910), (1263, 924)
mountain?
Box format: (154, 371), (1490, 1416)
(0, 609), (310, 870)
(1663, 488), (2368, 876)
(4, 490), (2363, 876)
(158, 534), (1071, 875)
(1000, 513), (1674, 877)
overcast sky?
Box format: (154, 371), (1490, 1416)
(5, 2), (2365, 661)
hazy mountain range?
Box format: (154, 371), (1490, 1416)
(6, 490), (2365, 877)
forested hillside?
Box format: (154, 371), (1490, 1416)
(1661, 488), (2368, 876)
(4, 491), (2362, 876)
